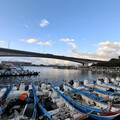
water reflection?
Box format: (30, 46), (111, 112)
(0, 66), (101, 87)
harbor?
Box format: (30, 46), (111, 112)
(1, 0), (120, 119)
(0, 65), (119, 119)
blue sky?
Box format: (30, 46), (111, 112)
(0, 0), (120, 64)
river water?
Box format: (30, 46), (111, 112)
(0, 66), (104, 87)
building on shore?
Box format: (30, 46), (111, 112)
(1, 61), (32, 66)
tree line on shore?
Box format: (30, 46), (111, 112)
(92, 58), (120, 67)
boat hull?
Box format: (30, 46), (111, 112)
(65, 84), (120, 120)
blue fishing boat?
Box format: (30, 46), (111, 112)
(0, 85), (14, 116)
(90, 82), (120, 93)
(32, 83), (88, 120)
(78, 83), (120, 107)
(65, 84), (120, 120)
(0, 85), (14, 107)
(103, 82), (120, 90)
(1, 83), (38, 119)
(51, 85), (88, 120)
(32, 84), (51, 119)
(66, 84), (110, 107)
(79, 83), (120, 99)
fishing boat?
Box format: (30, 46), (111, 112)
(50, 84), (88, 120)
(69, 82), (120, 107)
(97, 78), (120, 91)
(0, 84), (14, 115)
(32, 84), (51, 119)
(52, 84), (120, 120)
(89, 82), (120, 93)
(1, 82), (85, 120)
(79, 81), (120, 100)
(13, 84), (46, 120)
(20, 85), (40, 120)
(101, 82), (120, 91)
(32, 83), (88, 120)
(1, 83), (32, 119)
(78, 81), (120, 108)
(0, 66), (39, 77)
(66, 84), (111, 107)
(63, 84), (120, 120)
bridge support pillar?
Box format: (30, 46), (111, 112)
(81, 63), (84, 67)
(81, 63), (88, 67)
(84, 63), (88, 67)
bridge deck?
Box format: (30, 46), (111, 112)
(0, 48), (106, 63)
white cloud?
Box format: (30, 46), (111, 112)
(59, 38), (75, 42)
(68, 41), (120, 60)
(21, 38), (52, 46)
(39, 19), (50, 27)
(60, 38), (77, 49)
(67, 42), (77, 49)
(21, 39), (38, 43)
(0, 41), (5, 45)
(98, 41), (120, 51)
(37, 41), (52, 46)
(32, 58), (78, 66)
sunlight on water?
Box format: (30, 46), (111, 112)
(0, 66), (102, 87)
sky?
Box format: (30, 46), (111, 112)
(0, 0), (120, 65)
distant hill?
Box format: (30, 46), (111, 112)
(92, 58), (120, 67)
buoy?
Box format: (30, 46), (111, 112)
(20, 93), (28, 101)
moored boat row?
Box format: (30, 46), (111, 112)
(0, 83), (89, 120)
(1, 78), (120, 119)
(63, 83), (120, 120)
(0, 66), (39, 77)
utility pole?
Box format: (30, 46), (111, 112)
(8, 40), (10, 49)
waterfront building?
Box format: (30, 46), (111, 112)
(1, 61), (32, 66)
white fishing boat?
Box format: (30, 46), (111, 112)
(33, 83), (88, 120)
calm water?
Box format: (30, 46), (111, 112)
(0, 66), (104, 87)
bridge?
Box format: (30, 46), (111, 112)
(0, 48), (106, 67)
